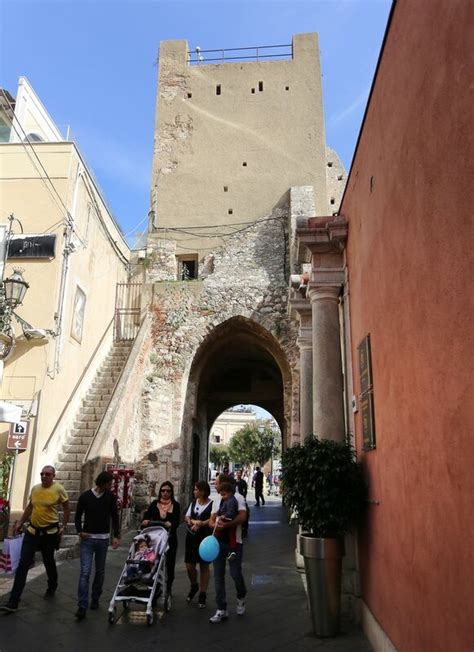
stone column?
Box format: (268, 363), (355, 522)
(308, 285), (345, 442)
(297, 315), (313, 438)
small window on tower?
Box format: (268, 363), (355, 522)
(177, 254), (198, 280)
(258, 81), (264, 92)
(216, 84), (221, 95)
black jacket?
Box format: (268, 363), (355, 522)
(75, 489), (120, 538)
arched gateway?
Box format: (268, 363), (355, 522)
(181, 316), (292, 494)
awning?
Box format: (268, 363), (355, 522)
(0, 401), (22, 423)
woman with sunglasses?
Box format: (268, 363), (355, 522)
(142, 481), (181, 596)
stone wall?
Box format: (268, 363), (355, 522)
(129, 206), (299, 510)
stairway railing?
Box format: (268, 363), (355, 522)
(42, 316), (114, 453)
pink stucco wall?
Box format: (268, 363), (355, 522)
(342, 1), (474, 649)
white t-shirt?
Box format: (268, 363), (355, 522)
(211, 492), (246, 544)
(185, 499), (212, 518)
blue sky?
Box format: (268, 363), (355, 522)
(0, 0), (391, 244)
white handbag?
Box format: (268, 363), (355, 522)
(0, 534), (24, 575)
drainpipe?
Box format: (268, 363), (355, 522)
(48, 167), (83, 377)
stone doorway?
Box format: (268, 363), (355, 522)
(181, 316), (292, 496)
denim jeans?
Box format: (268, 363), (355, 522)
(9, 530), (58, 606)
(213, 542), (246, 611)
(78, 538), (109, 609)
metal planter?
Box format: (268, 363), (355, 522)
(299, 534), (344, 637)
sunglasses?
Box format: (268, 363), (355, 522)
(41, 472), (53, 476)
(161, 488), (171, 493)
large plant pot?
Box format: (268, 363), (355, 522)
(299, 533), (344, 637)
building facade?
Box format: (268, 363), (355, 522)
(0, 78), (130, 517)
(292, 1), (473, 648)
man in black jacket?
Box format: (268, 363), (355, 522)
(74, 471), (120, 620)
(252, 467), (265, 506)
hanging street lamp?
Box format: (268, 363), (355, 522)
(3, 269), (29, 308)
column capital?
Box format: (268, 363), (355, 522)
(307, 284), (342, 304)
(295, 215), (348, 260)
(288, 296), (312, 321)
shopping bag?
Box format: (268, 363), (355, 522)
(0, 534), (24, 575)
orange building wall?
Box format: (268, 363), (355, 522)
(341, 1), (474, 650)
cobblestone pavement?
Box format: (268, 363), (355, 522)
(0, 491), (371, 652)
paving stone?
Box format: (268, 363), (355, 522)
(0, 493), (371, 652)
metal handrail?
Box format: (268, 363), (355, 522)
(42, 316), (114, 452)
(83, 313), (146, 463)
(188, 43), (292, 65)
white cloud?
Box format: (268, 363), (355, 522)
(328, 88), (370, 127)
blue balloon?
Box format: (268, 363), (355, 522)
(199, 535), (220, 562)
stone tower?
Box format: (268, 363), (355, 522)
(149, 33), (329, 262)
(121, 34), (345, 506)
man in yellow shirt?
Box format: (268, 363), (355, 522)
(0, 465), (70, 612)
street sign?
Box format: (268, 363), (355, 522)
(7, 421), (30, 451)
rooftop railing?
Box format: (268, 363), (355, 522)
(188, 43), (293, 65)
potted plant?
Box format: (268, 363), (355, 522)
(282, 436), (367, 637)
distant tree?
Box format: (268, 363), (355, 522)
(228, 420), (281, 467)
(209, 444), (230, 469)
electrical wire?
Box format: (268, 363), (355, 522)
(1, 90), (73, 225)
(81, 174), (129, 268)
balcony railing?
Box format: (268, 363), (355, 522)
(188, 43), (292, 65)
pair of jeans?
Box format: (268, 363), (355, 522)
(9, 530), (58, 606)
(77, 538), (109, 609)
(213, 542), (246, 611)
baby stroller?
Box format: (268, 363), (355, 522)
(108, 525), (170, 626)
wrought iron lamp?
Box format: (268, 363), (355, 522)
(0, 269), (29, 361)
(3, 269), (29, 308)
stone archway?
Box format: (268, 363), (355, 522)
(181, 316), (292, 494)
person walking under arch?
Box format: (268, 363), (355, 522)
(253, 466), (265, 506)
(209, 474), (247, 624)
(142, 481), (181, 596)
(74, 471), (120, 620)
(184, 480), (213, 608)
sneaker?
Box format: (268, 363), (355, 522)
(197, 592), (206, 608)
(209, 609), (228, 624)
(44, 588), (56, 599)
(186, 583), (199, 603)
(0, 602), (18, 613)
(75, 607), (86, 620)
(236, 598), (246, 616)
(90, 599), (99, 610)
(227, 551), (236, 560)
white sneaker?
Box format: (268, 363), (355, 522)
(209, 609), (229, 624)
(236, 598), (246, 615)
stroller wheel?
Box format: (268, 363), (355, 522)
(146, 613), (154, 626)
(108, 611), (116, 625)
(123, 601), (129, 610)
(165, 595), (171, 612)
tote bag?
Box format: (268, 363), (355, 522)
(0, 535), (24, 575)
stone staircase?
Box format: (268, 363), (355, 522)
(54, 342), (132, 557)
